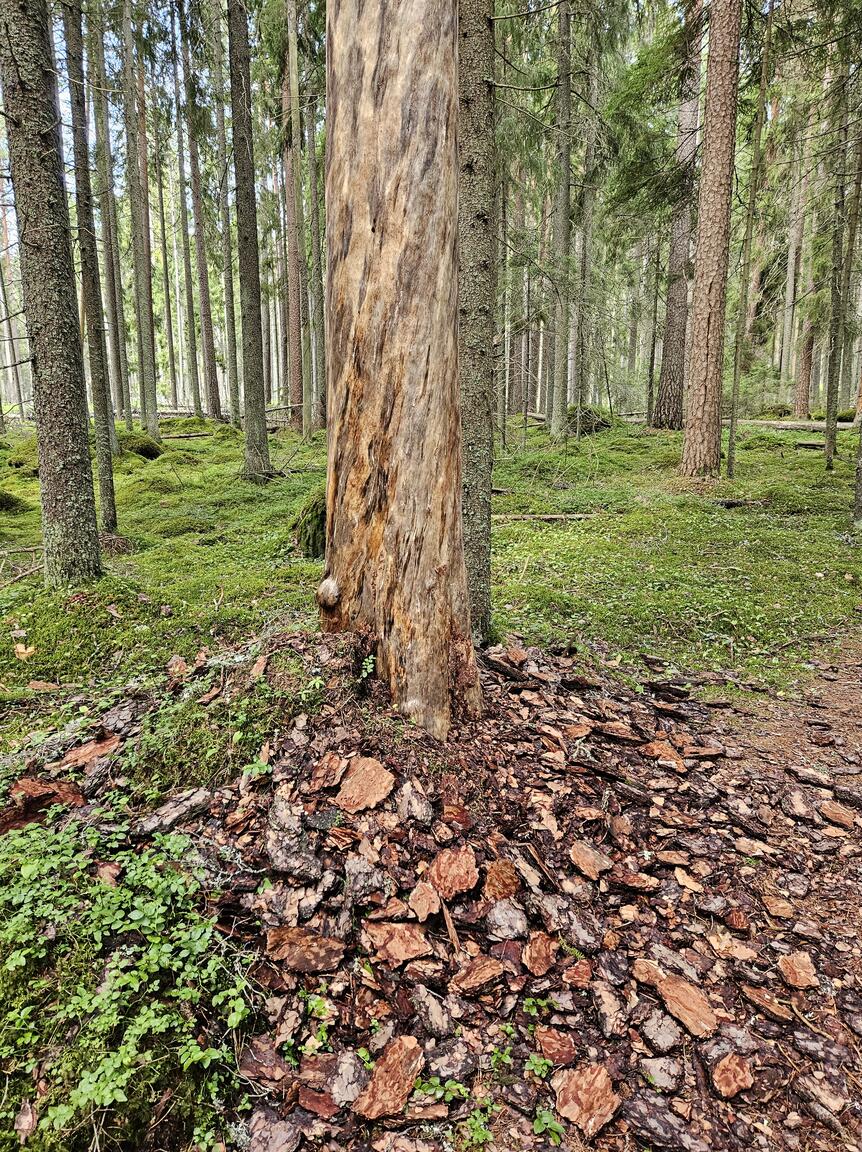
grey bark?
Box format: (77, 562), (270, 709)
(64, 0), (117, 531)
(549, 0), (571, 438)
(458, 0), (496, 644)
(227, 0), (272, 479)
(212, 7), (241, 426)
(0, 0), (101, 584)
(306, 91), (326, 429)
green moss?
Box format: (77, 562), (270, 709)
(0, 490), (30, 514)
(116, 429), (164, 459)
(155, 514), (211, 538)
(5, 436), (39, 477)
(291, 481), (326, 558)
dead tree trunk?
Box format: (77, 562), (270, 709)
(321, 0), (482, 739)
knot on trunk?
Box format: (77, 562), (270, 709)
(316, 575), (341, 609)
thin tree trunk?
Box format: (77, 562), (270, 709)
(213, 8), (241, 426)
(459, 0), (496, 645)
(647, 240), (662, 424)
(653, 0), (700, 429)
(172, 5), (203, 417)
(136, 60), (157, 427)
(306, 92), (326, 429)
(227, 0), (272, 480)
(181, 0), (221, 420)
(64, 0), (117, 531)
(285, 0), (312, 432)
(825, 62), (849, 471)
(154, 132), (179, 410)
(549, 0), (571, 438)
(321, 0), (482, 739)
(121, 0), (159, 438)
(680, 0), (742, 478)
(0, 204), (24, 417)
(573, 36), (599, 419)
(0, 0), (101, 583)
(90, 7), (125, 432)
(838, 134), (862, 409)
(780, 129), (808, 392)
(726, 0), (773, 478)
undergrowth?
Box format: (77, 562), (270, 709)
(0, 810), (250, 1151)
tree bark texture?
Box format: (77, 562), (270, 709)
(64, 0), (117, 532)
(825, 62), (849, 471)
(282, 69), (304, 430)
(172, 6), (203, 417)
(213, 11), (241, 426)
(181, 0), (221, 420)
(680, 0), (742, 478)
(154, 135), (179, 410)
(227, 0), (272, 479)
(653, 0), (700, 429)
(549, 0), (571, 438)
(321, 0), (482, 740)
(458, 0), (496, 645)
(306, 92), (326, 428)
(0, 0), (101, 584)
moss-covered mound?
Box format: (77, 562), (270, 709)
(0, 490), (30, 515)
(291, 481), (326, 558)
(117, 429), (164, 460)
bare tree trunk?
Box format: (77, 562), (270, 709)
(646, 240), (662, 423)
(838, 133), (862, 410)
(0, 201), (24, 418)
(280, 78), (303, 430)
(285, 0), (312, 432)
(64, 0), (117, 531)
(653, 0), (700, 429)
(0, 0), (101, 584)
(171, 5), (202, 417)
(321, 0), (482, 740)
(227, 0), (273, 480)
(458, 0), (496, 645)
(549, 0), (571, 438)
(121, 0), (159, 438)
(213, 7), (241, 426)
(306, 92), (326, 429)
(726, 0), (773, 478)
(181, 0), (221, 420)
(680, 0), (742, 478)
(573, 36), (599, 418)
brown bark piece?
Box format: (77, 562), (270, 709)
(819, 800), (856, 829)
(266, 927), (345, 972)
(428, 844), (479, 900)
(334, 757), (395, 813)
(409, 881), (441, 922)
(483, 857), (521, 901)
(552, 1063), (620, 1138)
(568, 840), (613, 880)
(522, 931), (558, 976)
(352, 1035), (424, 1120)
(777, 950), (819, 989)
(711, 1052), (754, 1098)
(656, 974), (717, 1037)
(536, 1025), (578, 1066)
(740, 983), (793, 1022)
(365, 922), (431, 966)
(450, 954), (505, 993)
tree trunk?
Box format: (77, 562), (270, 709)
(136, 60), (157, 427)
(227, 0), (273, 480)
(64, 0), (117, 532)
(680, 0), (742, 478)
(0, 201), (25, 418)
(646, 240), (662, 423)
(825, 62), (849, 471)
(0, 0), (101, 584)
(653, 0), (700, 429)
(285, 0), (312, 433)
(172, 5), (203, 417)
(573, 36), (599, 418)
(838, 134), (862, 409)
(549, 0), (571, 438)
(121, 0), (159, 438)
(90, 7), (128, 432)
(213, 9), (241, 426)
(181, 0), (221, 420)
(154, 132), (179, 410)
(321, 0), (482, 740)
(280, 84), (303, 429)
(726, 0), (772, 478)
(780, 128), (808, 393)
(306, 92), (326, 429)
(458, 0), (496, 645)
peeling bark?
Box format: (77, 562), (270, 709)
(322, 0), (482, 739)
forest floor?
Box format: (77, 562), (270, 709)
(1, 418), (862, 1151)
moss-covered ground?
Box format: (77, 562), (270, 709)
(2, 416), (861, 730)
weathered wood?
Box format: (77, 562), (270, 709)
(321, 0), (481, 740)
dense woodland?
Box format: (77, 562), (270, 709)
(3, 0), (862, 1147)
